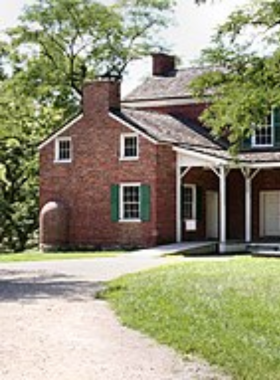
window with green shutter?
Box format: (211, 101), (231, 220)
(112, 184), (151, 222)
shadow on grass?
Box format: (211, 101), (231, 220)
(0, 269), (105, 303)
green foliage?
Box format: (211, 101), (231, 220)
(104, 258), (280, 380)
(190, 0), (280, 150)
(7, 0), (172, 99)
(0, 82), (64, 252)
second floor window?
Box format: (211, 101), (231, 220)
(120, 134), (139, 160)
(252, 113), (273, 147)
(55, 137), (72, 162)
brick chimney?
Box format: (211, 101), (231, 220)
(82, 79), (121, 117)
(152, 53), (175, 76)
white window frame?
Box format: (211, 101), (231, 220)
(120, 133), (139, 161)
(54, 137), (72, 163)
(251, 111), (274, 148)
(119, 183), (141, 222)
(182, 185), (197, 220)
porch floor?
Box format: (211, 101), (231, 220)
(132, 241), (280, 258)
(248, 242), (280, 257)
(131, 241), (218, 258)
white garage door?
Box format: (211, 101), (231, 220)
(260, 191), (280, 237)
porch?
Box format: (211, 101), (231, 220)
(174, 146), (280, 253)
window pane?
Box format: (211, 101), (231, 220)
(254, 116), (272, 146)
(183, 187), (194, 219)
(124, 136), (138, 157)
(122, 186), (140, 219)
(58, 140), (71, 160)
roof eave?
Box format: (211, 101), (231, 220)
(38, 113), (83, 150)
(173, 145), (228, 166)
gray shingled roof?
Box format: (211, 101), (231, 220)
(113, 108), (280, 165)
(116, 107), (224, 149)
(124, 67), (210, 101)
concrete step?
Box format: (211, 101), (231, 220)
(248, 244), (280, 257)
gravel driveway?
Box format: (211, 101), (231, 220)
(0, 253), (230, 380)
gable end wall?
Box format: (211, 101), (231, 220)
(40, 110), (176, 249)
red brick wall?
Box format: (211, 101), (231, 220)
(227, 170), (245, 240)
(40, 118), (158, 248)
(155, 145), (176, 244)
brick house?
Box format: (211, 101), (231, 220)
(39, 53), (280, 252)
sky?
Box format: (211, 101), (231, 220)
(0, 0), (249, 93)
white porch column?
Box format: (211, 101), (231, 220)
(176, 157), (182, 243)
(242, 168), (260, 244)
(245, 176), (252, 243)
(219, 166), (227, 252)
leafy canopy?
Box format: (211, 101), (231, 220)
(190, 0), (280, 149)
(7, 0), (173, 102)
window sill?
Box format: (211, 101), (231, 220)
(119, 219), (141, 223)
(251, 143), (274, 148)
(53, 160), (72, 164)
(119, 156), (139, 161)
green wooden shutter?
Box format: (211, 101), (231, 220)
(196, 186), (203, 222)
(111, 184), (119, 222)
(274, 108), (280, 147)
(140, 185), (151, 222)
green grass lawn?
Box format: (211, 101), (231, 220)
(103, 257), (280, 380)
(0, 251), (118, 262)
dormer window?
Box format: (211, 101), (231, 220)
(252, 113), (274, 148)
(120, 134), (139, 160)
(55, 137), (72, 162)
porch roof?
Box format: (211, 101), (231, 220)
(177, 144), (280, 168)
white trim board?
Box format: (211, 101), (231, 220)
(174, 146), (228, 166)
(39, 114), (83, 150)
(246, 161), (280, 169)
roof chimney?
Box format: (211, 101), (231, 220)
(152, 53), (175, 76)
(82, 79), (121, 118)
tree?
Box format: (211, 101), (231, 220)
(0, 80), (64, 252)
(6, 0), (173, 115)
(190, 0), (280, 150)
